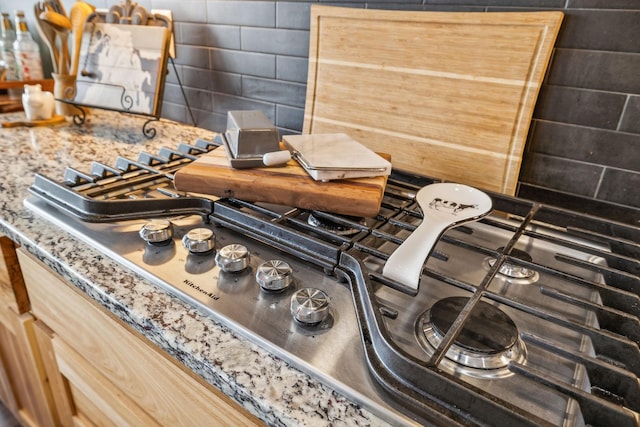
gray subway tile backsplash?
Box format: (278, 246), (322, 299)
(529, 121), (640, 172)
(177, 23), (210, 46)
(210, 49), (276, 78)
(206, 1), (276, 27)
(160, 100), (187, 125)
(241, 76), (307, 108)
(180, 67), (214, 91)
(547, 49), (640, 95)
(181, 88), (214, 112)
(567, 0), (640, 9)
(241, 27), (310, 57)
(152, 0), (210, 23)
(276, 56), (309, 83)
(276, 104), (305, 131)
(205, 25), (242, 50)
(173, 44), (211, 69)
(192, 110), (223, 132)
(212, 93), (277, 118)
(422, 0), (564, 6)
(555, 10), (640, 52)
(520, 153), (603, 197)
(534, 85), (627, 130)
(619, 96), (640, 134)
(159, 0), (638, 222)
(276, 2), (313, 30)
(597, 169), (640, 207)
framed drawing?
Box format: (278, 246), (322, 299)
(72, 22), (170, 117)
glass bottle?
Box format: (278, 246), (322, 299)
(13, 10), (44, 81)
(0, 12), (20, 99)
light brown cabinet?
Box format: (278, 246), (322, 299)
(0, 237), (262, 426)
(0, 236), (56, 427)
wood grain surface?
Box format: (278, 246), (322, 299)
(173, 146), (388, 217)
(303, 6), (563, 195)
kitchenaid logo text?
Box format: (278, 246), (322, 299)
(183, 279), (219, 300)
(429, 197), (478, 215)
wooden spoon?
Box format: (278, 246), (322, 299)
(382, 183), (493, 291)
(39, 11), (72, 75)
(70, 1), (96, 76)
(33, 3), (60, 73)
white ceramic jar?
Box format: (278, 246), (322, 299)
(22, 83), (55, 121)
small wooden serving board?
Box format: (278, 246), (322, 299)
(173, 145), (389, 217)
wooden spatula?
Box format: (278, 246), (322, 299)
(70, 1), (95, 77)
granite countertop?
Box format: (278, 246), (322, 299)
(0, 110), (387, 426)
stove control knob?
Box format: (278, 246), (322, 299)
(290, 288), (330, 325)
(139, 219), (173, 245)
(182, 228), (216, 255)
(216, 244), (250, 272)
(256, 260), (293, 292)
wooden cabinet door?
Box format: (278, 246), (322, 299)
(33, 320), (161, 427)
(18, 248), (262, 427)
(0, 310), (57, 427)
(0, 236), (56, 427)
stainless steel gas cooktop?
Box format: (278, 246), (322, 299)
(25, 139), (640, 426)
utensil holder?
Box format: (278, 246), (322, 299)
(52, 73), (84, 116)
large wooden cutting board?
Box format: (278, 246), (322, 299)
(303, 6), (563, 195)
(173, 146), (388, 217)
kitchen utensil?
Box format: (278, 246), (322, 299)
(174, 144), (390, 217)
(34, 2), (60, 73)
(48, 0), (68, 19)
(69, 1), (95, 77)
(283, 133), (392, 181)
(39, 11), (71, 75)
(52, 72), (78, 116)
(382, 183), (492, 290)
(2, 115), (65, 128)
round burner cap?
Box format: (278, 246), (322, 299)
(307, 213), (365, 236)
(430, 297), (518, 355)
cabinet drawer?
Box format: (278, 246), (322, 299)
(18, 248), (261, 426)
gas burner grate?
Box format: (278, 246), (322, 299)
(343, 174), (640, 426)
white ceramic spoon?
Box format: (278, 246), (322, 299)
(382, 183), (493, 291)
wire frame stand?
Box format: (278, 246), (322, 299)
(58, 81), (161, 139)
(57, 3), (175, 138)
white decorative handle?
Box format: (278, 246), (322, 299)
(382, 218), (447, 290)
(382, 183), (493, 291)
(262, 150), (291, 167)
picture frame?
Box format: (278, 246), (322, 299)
(70, 21), (171, 117)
